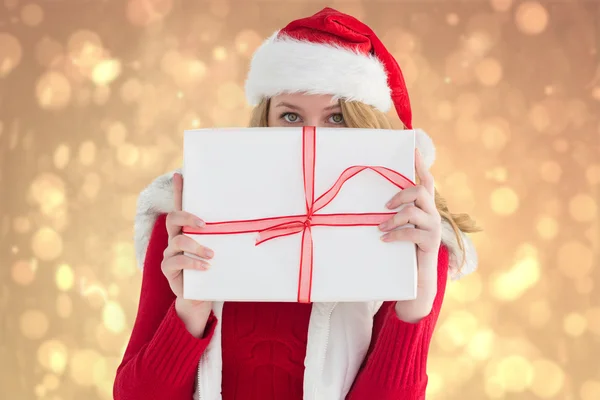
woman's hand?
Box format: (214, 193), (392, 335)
(378, 149), (442, 323)
(162, 172), (213, 337)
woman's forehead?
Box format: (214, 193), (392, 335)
(271, 93), (340, 112)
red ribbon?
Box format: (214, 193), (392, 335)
(184, 126), (416, 303)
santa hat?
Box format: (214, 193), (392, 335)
(245, 7), (413, 128)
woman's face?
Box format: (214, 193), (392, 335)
(267, 93), (347, 128)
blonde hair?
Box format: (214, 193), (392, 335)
(249, 98), (480, 269)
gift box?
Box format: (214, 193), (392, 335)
(182, 126), (418, 303)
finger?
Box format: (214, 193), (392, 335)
(162, 254), (210, 274)
(381, 226), (427, 243)
(415, 148), (435, 195)
(380, 228), (440, 253)
(378, 206), (433, 232)
(173, 172), (183, 212)
(164, 234), (214, 259)
(166, 210), (205, 238)
(385, 185), (436, 215)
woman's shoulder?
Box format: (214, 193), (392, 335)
(134, 169), (180, 271)
(440, 221), (478, 280)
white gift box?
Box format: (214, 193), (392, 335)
(182, 126), (418, 303)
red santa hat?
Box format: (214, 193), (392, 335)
(245, 7), (413, 128)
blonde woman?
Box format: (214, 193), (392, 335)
(115, 7), (479, 400)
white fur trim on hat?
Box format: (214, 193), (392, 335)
(245, 32), (393, 112)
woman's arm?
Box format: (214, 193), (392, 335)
(346, 245), (449, 400)
(113, 214), (217, 400)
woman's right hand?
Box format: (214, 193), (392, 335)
(161, 172), (213, 337)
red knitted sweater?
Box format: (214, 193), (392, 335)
(114, 214), (449, 399)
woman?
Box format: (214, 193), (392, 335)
(114, 7), (479, 400)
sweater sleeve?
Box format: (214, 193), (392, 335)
(114, 213), (218, 400)
(346, 245), (450, 400)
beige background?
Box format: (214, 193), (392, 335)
(1, 0), (599, 399)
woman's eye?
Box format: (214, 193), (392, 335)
(329, 113), (344, 124)
(283, 113), (300, 123)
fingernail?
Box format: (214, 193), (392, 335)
(205, 249), (214, 258)
(378, 221), (388, 231)
(380, 233), (390, 242)
(198, 261), (210, 269)
(386, 200), (393, 209)
(195, 219), (205, 227)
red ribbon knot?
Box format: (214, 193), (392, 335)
(304, 215), (313, 228)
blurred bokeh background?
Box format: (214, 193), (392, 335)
(1, 0), (599, 399)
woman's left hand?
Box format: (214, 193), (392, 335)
(378, 148), (442, 323)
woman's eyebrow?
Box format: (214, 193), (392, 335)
(275, 102), (304, 112)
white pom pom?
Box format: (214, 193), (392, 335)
(414, 129), (436, 169)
